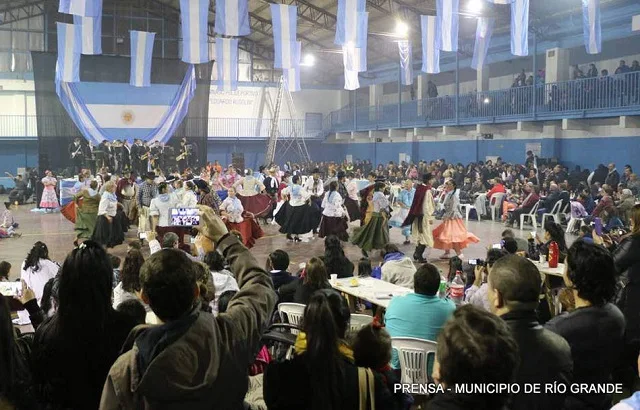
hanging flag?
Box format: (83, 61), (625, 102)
(73, 16), (102, 55)
(59, 0), (71, 14)
(398, 40), (413, 86)
(343, 43), (367, 72)
(216, 38), (239, 92)
(215, 0), (250, 36)
(471, 17), (494, 70)
(437, 0), (459, 52)
(180, 0), (211, 64)
(634, 15), (640, 31)
(68, 0), (102, 17)
(130, 31), (155, 88)
(56, 22), (81, 83)
(284, 68), (301, 92)
(344, 70), (359, 91)
(485, 0), (513, 3)
(421, 15), (440, 74)
(270, 4), (298, 69)
(335, 0), (366, 46)
(511, 0), (529, 56)
(582, 0), (601, 54)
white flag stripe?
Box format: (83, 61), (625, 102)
(280, 5), (292, 67)
(135, 33), (146, 86)
(57, 23), (81, 83)
(634, 15), (640, 32)
(345, 0), (358, 45)
(223, 39), (232, 91)
(189, 3), (200, 64)
(228, 1), (239, 36)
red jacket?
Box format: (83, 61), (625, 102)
(487, 183), (506, 199)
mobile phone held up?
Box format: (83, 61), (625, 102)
(594, 217), (603, 236)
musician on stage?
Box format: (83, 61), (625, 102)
(130, 139), (149, 176)
(150, 141), (165, 171)
(121, 140), (131, 171)
(69, 137), (85, 174)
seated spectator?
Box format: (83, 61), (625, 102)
(474, 178), (505, 218)
(385, 263), (455, 368)
(109, 254), (121, 288)
(278, 257), (331, 305)
(101, 208), (277, 408)
(545, 241), (625, 410)
(0, 261), (10, 281)
(115, 299), (147, 326)
(112, 249), (146, 310)
(617, 189), (636, 225)
(592, 185), (617, 225)
(506, 183), (540, 228)
(465, 248), (508, 311)
(20, 241), (59, 304)
(266, 249), (294, 290)
(529, 221), (568, 263)
(358, 258), (373, 277)
(627, 174), (640, 196)
(264, 289), (395, 409)
(502, 228), (528, 252)
(488, 255), (573, 409)
(429, 305), (519, 410)
(578, 225), (594, 244)
(376, 243), (416, 289)
(39, 277), (59, 318)
(32, 241), (137, 409)
(321, 235), (355, 278)
(501, 237), (519, 254)
(203, 251), (239, 316)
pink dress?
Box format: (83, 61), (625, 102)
(40, 176), (59, 209)
(433, 190), (479, 251)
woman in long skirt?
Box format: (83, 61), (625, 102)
(234, 169), (273, 218)
(337, 171), (360, 223)
(73, 180), (101, 245)
(351, 182), (390, 257)
(220, 187), (263, 248)
(319, 181), (349, 241)
(92, 181), (123, 248)
(40, 171), (59, 211)
(275, 175), (319, 242)
(389, 179), (415, 244)
(432, 179), (480, 259)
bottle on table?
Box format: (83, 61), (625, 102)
(449, 270), (465, 305)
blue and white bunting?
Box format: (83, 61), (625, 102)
(634, 15), (640, 32)
(59, 0), (71, 14)
(216, 38), (239, 92)
(56, 22), (81, 83)
(73, 16), (102, 55)
(471, 17), (494, 70)
(421, 15), (440, 74)
(335, 0), (366, 47)
(68, 0), (102, 17)
(398, 40), (413, 86)
(437, 0), (459, 52)
(215, 0), (250, 37)
(582, 0), (601, 54)
(180, 0), (210, 64)
(511, 0), (529, 56)
(130, 31), (155, 88)
(271, 4), (298, 69)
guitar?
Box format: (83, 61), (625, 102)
(71, 144), (83, 159)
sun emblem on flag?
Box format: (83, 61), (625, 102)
(121, 110), (135, 125)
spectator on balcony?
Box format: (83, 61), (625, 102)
(427, 80), (438, 98)
(572, 65), (585, 80)
(587, 63), (598, 78)
(615, 60), (630, 75)
(516, 69), (526, 86)
(599, 70), (613, 106)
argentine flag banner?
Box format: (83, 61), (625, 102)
(180, 0), (211, 64)
(73, 16), (102, 55)
(398, 40), (413, 86)
(471, 17), (494, 70)
(215, 0), (250, 36)
(421, 15), (440, 74)
(582, 0), (601, 54)
(437, 0), (459, 52)
(56, 22), (81, 83)
(271, 4), (298, 69)
(216, 38), (239, 91)
(68, 0), (102, 17)
(335, 0), (366, 47)
(511, 0), (529, 56)
(130, 31), (156, 87)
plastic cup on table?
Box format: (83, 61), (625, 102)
(330, 274), (338, 285)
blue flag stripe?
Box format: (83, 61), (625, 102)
(582, 0), (601, 54)
(421, 15), (440, 74)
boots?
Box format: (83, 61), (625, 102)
(413, 244), (427, 263)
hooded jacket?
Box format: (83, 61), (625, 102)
(380, 252), (416, 289)
(99, 234), (277, 410)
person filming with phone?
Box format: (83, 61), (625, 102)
(465, 248), (508, 311)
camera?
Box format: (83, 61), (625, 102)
(468, 259), (485, 266)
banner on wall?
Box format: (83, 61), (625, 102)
(271, 4), (298, 69)
(216, 38), (239, 91)
(335, 0), (367, 47)
(398, 40), (413, 86)
(634, 15), (640, 31)
(471, 17), (494, 70)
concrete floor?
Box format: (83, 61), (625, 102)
(0, 196), (556, 281)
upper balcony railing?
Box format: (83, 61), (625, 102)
(326, 71), (640, 132)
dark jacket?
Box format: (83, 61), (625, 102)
(545, 303), (625, 410)
(270, 270), (295, 290)
(613, 234), (640, 343)
(264, 354), (397, 410)
(278, 278), (331, 305)
(320, 255), (355, 279)
(100, 234), (277, 410)
(501, 310), (573, 410)
(543, 191), (562, 211)
(605, 170), (620, 189)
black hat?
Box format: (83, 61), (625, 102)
(422, 173), (432, 183)
(194, 179), (209, 192)
(165, 176), (176, 183)
(145, 172), (156, 180)
(337, 171), (346, 179)
(375, 175), (386, 183)
(312, 168), (320, 174)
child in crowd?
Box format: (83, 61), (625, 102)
(0, 202), (20, 238)
(0, 261), (11, 281)
(358, 258), (373, 278)
(115, 299), (147, 326)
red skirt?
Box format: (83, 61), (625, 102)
(237, 194), (273, 218)
(319, 215), (349, 241)
(432, 218), (480, 251)
(61, 201), (77, 224)
(225, 213), (264, 248)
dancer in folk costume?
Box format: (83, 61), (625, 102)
(337, 171), (360, 223)
(351, 182), (390, 257)
(402, 173), (436, 263)
(73, 180), (101, 245)
(319, 181), (349, 242)
(40, 171), (59, 210)
(220, 187), (263, 248)
(92, 181), (124, 248)
(234, 169), (273, 218)
(389, 179), (415, 245)
(358, 172), (377, 226)
(275, 175), (319, 242)
(432, 179), (480, 259)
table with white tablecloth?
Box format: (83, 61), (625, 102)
(331, 277), (413, 309)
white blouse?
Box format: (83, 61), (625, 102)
(303, 176), (324, 196)
(98, 193), (118, 217)
(180, 190), (198, 208)
(282, 184), (310, 207)
(372, 191), (390, 213)
(21, 259), (59, 304)
(321, 191), (344, 218)
(221, 196), (244, 223)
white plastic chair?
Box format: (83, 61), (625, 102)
(349, 314), (373, 332)
(392, 337), (437, 386)
(277, 303), (306, 335)
(566, 217), (584, 234)
(460, 203), (476, 223)
(520, 202), (540, 231)
(541, 200), (563, 226)
(489, 192), (506, 221)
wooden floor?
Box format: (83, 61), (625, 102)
(0, 195), (561, 281)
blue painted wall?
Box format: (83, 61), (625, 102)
(0, 140), (38, 189)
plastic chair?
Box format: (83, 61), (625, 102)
(349, 314), (373, 332)
(392, 337), (437, 386)
(566, 217), (584, 234)
(520, 202), (540, 231)
(541, 200), (563, 226)
(277, 303), (306, 335)
(460, 203), (477, 223)
(489, 192), (506, 221)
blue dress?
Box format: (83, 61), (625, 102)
(389, 188), (415, 237)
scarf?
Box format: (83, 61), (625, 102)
(294, 332), (354, 362)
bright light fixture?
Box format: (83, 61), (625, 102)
(395, 20), (409, 38)
(483, 97), (490, 104)
(303, 54), (315, 66)
(468, 0), (483, 13)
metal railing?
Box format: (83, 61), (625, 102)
(327, 71), (640, 131)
